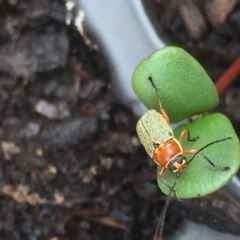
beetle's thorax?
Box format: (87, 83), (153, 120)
(153, 138), (183, 167)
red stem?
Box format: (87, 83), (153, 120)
(215, 56), (240, 95)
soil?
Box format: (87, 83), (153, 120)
(0, 1), (239, 240)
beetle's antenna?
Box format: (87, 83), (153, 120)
(153, 196), (170, 240)
(187, 137), (232, 165)
(148, 76), (163, 109)
(153, 175), (178, 240)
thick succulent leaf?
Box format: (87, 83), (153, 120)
(157, 113), (240, 199)
(132, 46), (218, 123)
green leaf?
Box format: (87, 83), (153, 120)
(157, 113), (240, 199)
(132, 46), (218, 123)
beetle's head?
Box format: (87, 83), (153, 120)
(168, 155), (187, 173)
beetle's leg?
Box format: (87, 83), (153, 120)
(159, 177), (182, 201)
(178, 129), (199, 143)
(183, 149), (229, 170)
(158, 166), (167, 177)
(159, 167), (180, 199)
(160, 108), (170, 125)
(148, 76), (170, 124)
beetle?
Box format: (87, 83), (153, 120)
(136, 76), (231, 198)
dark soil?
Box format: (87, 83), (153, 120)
(0, 1), (239, 240)
(145, 0), (240, 81)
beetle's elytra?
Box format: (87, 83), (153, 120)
(136, 109), (173, 158)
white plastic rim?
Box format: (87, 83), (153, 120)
(75, 0), (165, 116)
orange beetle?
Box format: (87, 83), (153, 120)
(136, 76), (230, 197)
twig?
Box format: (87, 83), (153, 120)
(215, 56), (240, 95)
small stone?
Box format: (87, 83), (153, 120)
(178, 0), (207, 39)
(205, 0), (237, 28)
(19, 122), (40, 138)
(35, 100), (70, 119)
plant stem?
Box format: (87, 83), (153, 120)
(215, 56), (240, 95)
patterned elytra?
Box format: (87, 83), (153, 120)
(136, 109), (174, 157)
